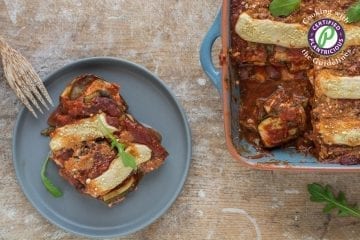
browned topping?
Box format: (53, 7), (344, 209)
(48, 75), (128, 127)
(53, 140), (117, 187)
(122, 117), (168, 173)
(52, 148), (74, 166)
(105, 115), (121, 128)
(233, 0), (355, 23)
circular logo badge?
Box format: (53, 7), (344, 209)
(308, 18), (345, 56)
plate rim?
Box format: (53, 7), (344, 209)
(12, 56), (192, 237)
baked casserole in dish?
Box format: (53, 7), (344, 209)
(200, 0), (360, 171)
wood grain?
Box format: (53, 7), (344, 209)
(1, 1), (360, 239)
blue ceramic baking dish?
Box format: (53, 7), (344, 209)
(200, 1), (360, 171)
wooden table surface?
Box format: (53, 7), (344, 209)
(1, 1), (360, 239)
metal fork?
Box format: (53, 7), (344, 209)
(0, 37), (53, 118)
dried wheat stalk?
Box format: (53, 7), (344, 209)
(0, 36), (53, 118)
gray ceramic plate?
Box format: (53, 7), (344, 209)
(12, 57), (192, 238)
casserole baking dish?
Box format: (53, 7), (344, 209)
(200, 0), (360, 171)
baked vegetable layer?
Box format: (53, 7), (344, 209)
(50, 113), (117, 151)
(236, 13), (307, 48)
(316, 118), (360, 147)
(235, 12), (360, 48)
(315, 70), (360, 99)
(85, 144), (152, 197)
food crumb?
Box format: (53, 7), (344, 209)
(197, 78), (207, 86)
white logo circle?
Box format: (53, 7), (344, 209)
(315, 26), (338, 49)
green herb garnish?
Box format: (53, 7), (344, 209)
(41, 155), (63, 198)
(97, 116), (137, 169)
(269, 0), (301, 17)
(346, 1), (360, 23)
(308, 183), (360, 218)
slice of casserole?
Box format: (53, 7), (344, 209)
(312, 68), (360, 164)
(45, 75), (168, 206)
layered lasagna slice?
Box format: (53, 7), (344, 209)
(45, 75), (168, 206)
(312, 67), (360, 164)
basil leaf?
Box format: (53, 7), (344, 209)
(41, 156), (63, 198)
(97, 116), (137, 170)
(121, 152), (137, 169)
(111, 137), (137, 169)
(346, 2), (360, 23)
(269, 0), (301, 17)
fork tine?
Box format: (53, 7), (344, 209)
(15, 86), (39, 118)
(0, 37), (52, 117)
(3, 58), (43, 115)
(28, 71), (53, 107)
(3, 67), (38, 118)
(28, 70), (54, 106)
(16, 66), (50, 110)
(32, 85), (49, 110)
(15, 52), (54, 107)
(34, 85), (50, 110)
(14, 80), (44, 114)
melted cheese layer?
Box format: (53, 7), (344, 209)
(317, 118), (360, 146)
(315, 70), (360, 99)
(235, 13), (307, 48)
(235, 12), (360, 48)
(49, 113), (117, 151)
